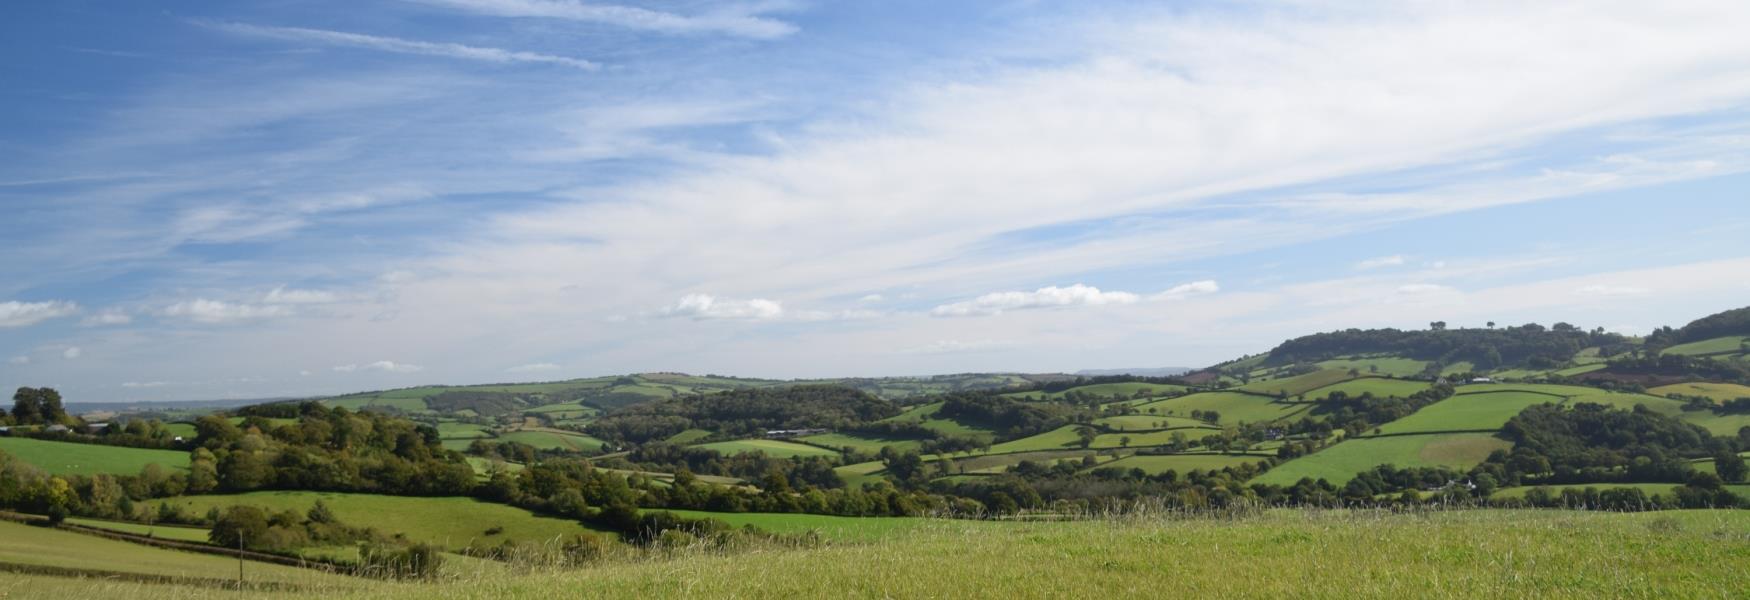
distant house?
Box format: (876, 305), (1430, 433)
(0, 426), (11, 436)
(85, 422), (110, 433)
(45, 424), (70, 433)
(1468, 377), (1494, 384)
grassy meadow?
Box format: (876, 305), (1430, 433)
(688, 439), (842, 459)
(0, 437), (190, 476)
(1254, 433), (1511, 486)
(160, 491), (610, 551)
(15, 509), (1750, 598)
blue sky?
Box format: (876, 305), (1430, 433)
(3, 1), (1750, 402)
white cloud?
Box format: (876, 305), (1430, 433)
(63, 347), (82, 359)
(858, 294), (885, 303)
(658, 293), (784, 320)
(333, 360), (424, 373)
(81, 310), (133, 326)
(208, 22), (601, 70)
(412, 0), (798, 39)
(1395, 284), (1453, 295)
(1355, 255), (1407, 270)
(162, 299), (291, 324)
(298, 370), (313, 377)
(0, 300), (80, 328)
(1574, 284), (1650, 297)
(932, 284), (1140, 317)
(122, 381), (170, 388)
(899, 339), (1015, 354)
(1152, 280), (1220, 301)
(506, 362), (562, 373)
(263, 286), (340, 304)
(7, 356), (29, 365)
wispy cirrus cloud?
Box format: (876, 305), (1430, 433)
(207, 22), (601, 70)
(161, 299), (292, 324)
(932, 284), (1140, 317)
(506, 362), (562, 373)
(333, 360), (423, 373)
(0, 300), (80, 328)
(1355, 255), (1407, 270)
(410, 0), (798, 39)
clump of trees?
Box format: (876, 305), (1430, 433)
(5, 387), (74, 426)
(588, 386), (898, 444)
(1264, 323), (1623, 371)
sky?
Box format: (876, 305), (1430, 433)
(3, 1), (1750, 402)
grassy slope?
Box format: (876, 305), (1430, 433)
(1662, 335), (1749, 356)
(163, 491), (609, 551)
(1237, 369), (1356, 397)
(0, 437), (190, 476)
(1253, 433), (1510, 486)
(1303, 377), (1431, 399)
(1003, 382), (1187, 401)
(26, 510), (1750, 598)
(689, 439), (841, 459)
(495, 429), (609, 453)
(1650, 382), (1750, 401)
(798, 432), (923, 453)
(1313, 356), (1429, 377)
(1133, 392), (1310, 425)
(660, 510), (931, 541)
(1371, 391), (1562, 434)
(1091, 454), (1269, 474)
(65, 517), (212, 543)
(0, 520), (352, 587)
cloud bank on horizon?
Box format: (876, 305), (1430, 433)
(3, 1), (1750, 401)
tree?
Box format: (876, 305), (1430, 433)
(1716, 451), (1749, 484)
(1119, 436), (1131, 449)
(1430, 321), (1447, 331)
(1075, 426), (1098, 449)
(10, 388), (44, 424)
(209, 505), (271, 549)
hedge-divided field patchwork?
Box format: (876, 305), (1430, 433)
(1093, 415), (1210, 431)
(1302, 377), (1431, 400)
(495, 429), (610, 453)
(0, 437), (191, 476)
(1090, 453), (1269, 475)
(1371, 391), (1561, 435)
(1649, 381), (1750, 402)
(1253, 433), (1511, 486)
(163, 491), (611, 551)
(689, 439), (842, 459)
(1237, 369), (1357, 397)
(1133, 392), (1312, 425)
(798, 432), (924, 453)
(878, 402), (992, 437)
(1661, 335), (1750, 357)
(1313, 357), (1430, 377)
(1003, 382), (1187, 402)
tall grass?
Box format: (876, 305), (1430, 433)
(10, 507), (1750, 598)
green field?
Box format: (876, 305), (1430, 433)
(1314, 356), (1430, 378)
(663, 428), (714, 444)
(1093, 415), (1209, 431)
(436, 422), (493, 439)
(27, 510), (1750, 598)
(798, 432), (923, 453)
(662, 510), (931, 541)
(1253, 432), (1511, 486)
(1649, 381), (1750, 402)
(833, 461), (888, 488)
(1452, 382), (1600, 397)
(1371, 391), (1561, 435)
(496, 429), (610, 453)
(879, 402), (991, 436)
(0, 437), (190, 476)
(1662, 336), (1750, 356)
(65, 517), (214, 543)
(322, 395), (430, 412)
(689, 439), (842, 459)
(1303, 377), (1431, 400)
(163, 491), (609, 551)
(1564, 392), (1687, 415)
(1238, 369), (1356, 397)
(1133, 392), (1311, 425)
(1553, 363), (1608, 377)
(1090, 453), (1269, 474)
(0, 519), (352, 587)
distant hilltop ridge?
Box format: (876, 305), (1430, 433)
(1073, 367), (1193, 377)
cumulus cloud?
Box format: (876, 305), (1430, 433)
(412, 0), (799, 39)
(506, 362), (562, 373)
(0, 300), (80, 328)
(1152, 280), (1220, 301)
(333, 360), (423, 373)
(81, 310), (133, 326)
(162, 299), (291, 324)
(63, 347), (82, 359)
(932, 284), (1140, 317)
(208, 22), (600, 70)
(7, 356), (29, 365)
(1355, 255), (1408, 270)
(1574, 284), (1650, 296)
(263, 286), (340, 304)
(659, 293), (784, 320)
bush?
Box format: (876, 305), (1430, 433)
(360, 542), (444, 579)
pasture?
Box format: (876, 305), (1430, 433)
(0, 437), (190, 476)
(65, 517), (214, 543)
(1133, 392), (1311, 425)
(661, 510), (931, 541)
(1237, 369), (1356, 397)
(1004, 382), (1187, 401)
(495, 429), (610, 453)
(1371, 391), (1561, 435)
(1253, 433), (1510, 486)
(1093, 415), (1209, 430)
(26, 510), (1750, 598)
(0, 519), (351, 587)
(689, 439), (842, 459)
(1313, 356), (1430, 377)
(1662, 335), (1749, 356)
(664, 428), (714, 444)
(1090, 453), (1268, 474)
(1303, 377), (1431, 400)
(798, 432), (924, 453)
(1649, 381), (1750, 402)
(162, 491), (610, 551)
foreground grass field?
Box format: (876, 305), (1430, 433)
(15, 509), (1750, 598)
(0, 520), (354, 588)
(0, 437), (190, 476)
